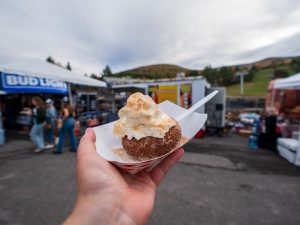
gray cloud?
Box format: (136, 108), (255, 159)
(0, 0), (299, 75)
(235, 31), (300, 62)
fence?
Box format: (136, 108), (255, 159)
(77, 110), (119, 129)
(226, 97), (265, 111)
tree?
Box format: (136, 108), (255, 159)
(101, 65), (113, 77)
(290, 57), (300, 73)
(271, 61), (280, 69)
(251, 65), (258, 73)
(66, 62), (72, 71)
(201, 65), (213, 83)
(188, 70), (198, 77)
(274, 69), (289, 79)
(245, 70), (254, 82)
(165, 72), (172, 78)
(46, 56), (55, 64)
(219, 66), (234, 86)
(90, 73), (101, 80)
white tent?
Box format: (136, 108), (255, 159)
(0, 58), (106, 87)
(274, 72), (300, 89)
(274, 73), (300, 166)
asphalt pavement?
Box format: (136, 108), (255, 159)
(0, 129), (300, 225)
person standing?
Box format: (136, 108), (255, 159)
(30, 96), (46, 153)
(44, 99), (57, 149)
(53, 97), (77, 154)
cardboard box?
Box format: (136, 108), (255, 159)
(239, 129), (252, 137)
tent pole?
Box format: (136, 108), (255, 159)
(271, 88), (275, 108)
(0, 95), (2, 130)
(295, 121), (300, 166)
(295, 122), (300, 166)
(68, 82), (73, 106)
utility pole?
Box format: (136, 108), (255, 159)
(240, 72), (244, 95)
(235, 70), (248, 95)
(68, 83), (73, 106)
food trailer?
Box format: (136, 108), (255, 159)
(111, 76), (226, 132)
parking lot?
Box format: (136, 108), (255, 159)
(0, 130), (300, 225)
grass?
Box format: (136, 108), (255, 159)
(226, 66), (295, 97)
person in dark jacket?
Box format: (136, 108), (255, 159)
(30, 96), (46, 153)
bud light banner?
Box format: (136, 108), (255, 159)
(0, 73), (68, 94)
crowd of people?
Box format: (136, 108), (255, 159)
(24, 96), (77, 154)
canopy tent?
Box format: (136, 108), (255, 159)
(274, 73), (300, 166)
(274, 72), (300, 89)
(0, 58), (106, 89)
(0, 59), (107, 146)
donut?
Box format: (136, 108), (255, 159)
(122, 119), (181, 160)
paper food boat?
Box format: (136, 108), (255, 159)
(93, 98), (211, 174)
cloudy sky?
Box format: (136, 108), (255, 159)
(0, 0), (299, 75)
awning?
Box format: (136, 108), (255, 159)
(274, 72), (300, 89)
(274, 72), (300, 167)
(0, 58), (107, 89)
(111, 84), (147, 93)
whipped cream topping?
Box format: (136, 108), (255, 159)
(113, 92), (176, 140)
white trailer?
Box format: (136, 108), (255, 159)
(111, 76), (226, 129)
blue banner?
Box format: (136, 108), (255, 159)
(0, 73), (68, 94)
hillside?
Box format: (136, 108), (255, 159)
(113, 56), (299, 79)
(226, 65), (295, 97)
(236, 56), (298, 70)
(114, 64), (193, 79)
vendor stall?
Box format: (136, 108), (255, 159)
(274, 73), (300, 166)
(0, 58), (107, 144)
(0, 58), (106, 88)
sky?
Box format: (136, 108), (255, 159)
(0, 0), (299, 76)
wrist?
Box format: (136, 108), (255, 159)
(64, 196), (135, 225)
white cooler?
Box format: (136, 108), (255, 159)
(277, 138), (299, 165)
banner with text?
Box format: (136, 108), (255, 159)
(0, 73), (68, 94)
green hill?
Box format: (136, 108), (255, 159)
(108, 56), (300, 97)
(226, 66), (295, 97)
(113, 56), (299, 80)
(114, 64), (196, 79)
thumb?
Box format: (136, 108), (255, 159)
(77, 128), (112, 168)
(77, 128), (97, 158)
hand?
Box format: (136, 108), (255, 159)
(64, 128), (184, 225)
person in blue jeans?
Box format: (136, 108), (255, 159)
(44, 99), (57, 149)
(53, 97), (77, 154)
(29, 96), (46, 153)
